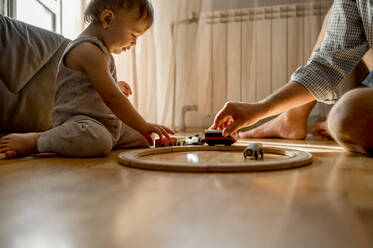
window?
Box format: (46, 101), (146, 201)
(5, 0), (61, 32)
(15, 0), (61, 32)
(2, 0), (86, 37)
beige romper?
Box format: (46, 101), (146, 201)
(37, 35), (148, 157)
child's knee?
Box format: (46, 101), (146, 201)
(40, 118), (114, 157)
(82, 133), (112, 157)
(70, 120), (113, 157)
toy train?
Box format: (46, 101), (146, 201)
(185, 134), (204, 145)
(155, 130), (237, 147)
(155, 137), (184, 147)
(203, 129), (237, 146)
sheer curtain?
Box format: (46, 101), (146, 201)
(115, 0), (344, 131)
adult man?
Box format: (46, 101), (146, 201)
(211, 0), (373, 155)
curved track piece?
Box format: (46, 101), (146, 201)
(118, 145), (313, 173)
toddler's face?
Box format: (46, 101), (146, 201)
(102, 8), (149, 54)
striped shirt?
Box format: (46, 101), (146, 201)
(291, 0), (372, 104)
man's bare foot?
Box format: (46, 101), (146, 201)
(312, 121), (333, 140)
(239, 112), (308, 140)
(0, 133), (42, 158)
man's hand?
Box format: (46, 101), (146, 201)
(118, 81), (133, 97)
(210, 101), (267, 137)
(140, 122), (175, 146)
(210, 82), (316, 137)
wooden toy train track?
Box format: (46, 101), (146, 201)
(118, 145), (313, 172)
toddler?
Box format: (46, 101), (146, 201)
(0, 0), (174, 158)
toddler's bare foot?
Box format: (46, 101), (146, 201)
(239, 113), (307, 140)
(0, 133), (42, 158)
(312, 121), (333, 140)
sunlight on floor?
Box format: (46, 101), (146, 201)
(237, 140), (345, 153)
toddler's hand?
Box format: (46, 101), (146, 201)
(140, 122), (175, 146)
(118, 81), (133, 97)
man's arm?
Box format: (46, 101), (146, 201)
(211, 82), (315, 136)
(291, 0), (370, 104)
(212, 0), (370, 136)
(259, 81), (315, 117)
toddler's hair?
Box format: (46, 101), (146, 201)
(84, 0), (154, 27)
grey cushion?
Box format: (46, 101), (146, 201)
(0, 15), (70, 132)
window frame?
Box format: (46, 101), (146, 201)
(4, 0), (61, 32)
(0, 0), (4, 15)
(1, 0), (15, 16)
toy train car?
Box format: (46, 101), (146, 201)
(243, 143), (264, 160)
(185, 134), (205, 145)
(203, 130), (237, 146)
(155, 137), (185, 147)
(155, 130), (237, 148)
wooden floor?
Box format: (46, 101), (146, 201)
(0, 135), (372, 248)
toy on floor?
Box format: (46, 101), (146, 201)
(185, 134), (205, 146)
(154, 130), (236, 148)
(155, 137), (178, 147)
(155, 137), (185, 147)
(243, 143), (264, 160)
(203, 129), (237, 146)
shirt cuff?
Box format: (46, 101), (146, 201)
(291, 66), (339, 104)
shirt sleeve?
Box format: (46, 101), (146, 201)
(291, 0), (370, 104)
